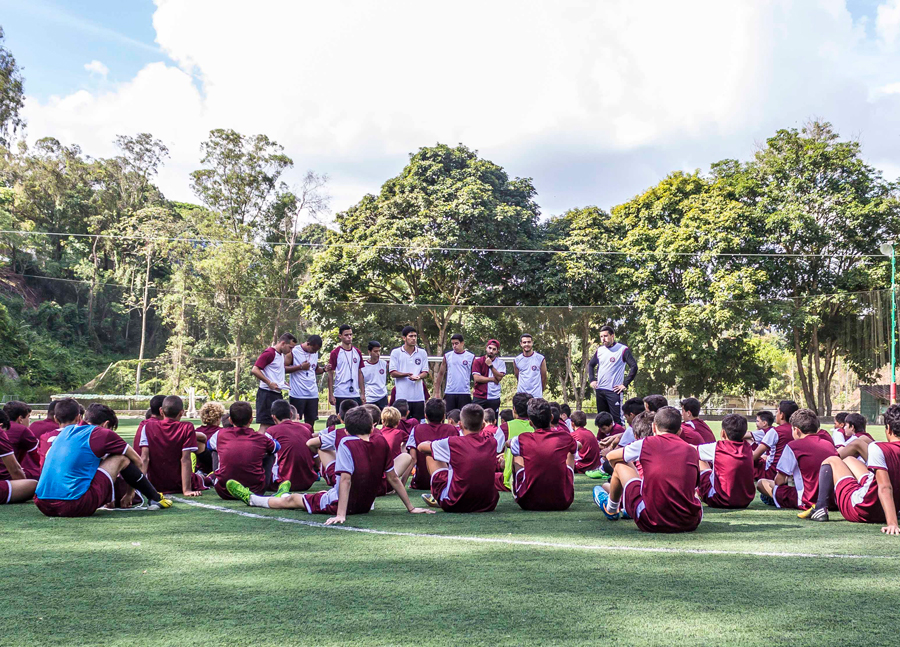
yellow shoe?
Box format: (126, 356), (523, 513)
(191, 452), (197, 472)
(421, 493), (439, 508)
(149, 496), (173, 511)
(797, 505), (815, 519)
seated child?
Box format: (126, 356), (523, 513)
(805, 404), (900, 532)
(307, 399), (355, 486)
(697, 413), (755, 509)
(393, 399), (417, 433)
(498, 393), (534, 491)
(35, 400), (170, 515)
(133, 394), (165, 449)
(750, 410), (774, 447)
(140, 395), (205, 496)
(831, 412), (850, 447)
(405, 399), (459, 490)
(594, 411), (624, 441)
(213, 402), (278, 500)
(752, 400), (800, 481)
(0, 409), (38, 504)
(416, 403), (502, 512)
(446, 409), (462, 430)
(510, 398), (577, 511)
(588, 398), (646, 480)
(559, 404), (573, 432)
(267, 399), (317, 492)
(680, 397), (716, 443)
(194, 401), (225, 475)
(228, 407), (434, 523)
(33, 401), (60, 469)
(371, 406), (413, 485)
(757, 408), (838, 510)
(593, 406), (701, 533)
(2, 401), (40, 479)
(838, 413), (875, 460)
(570, 410), (601, 473)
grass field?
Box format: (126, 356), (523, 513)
(4, 419), (898, 646)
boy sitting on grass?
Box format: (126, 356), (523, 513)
(752, 400), (799, 482)
(680, 397), (716, 444)
(803, 404), (900, 533)
(140, 395), (205, 496)
(416, 403), (502, 512)
(593, 407), (702, 533)
(570, 410), (601, 473)
(228, 407), (433, 524)
(0, 409), (38, 505)
(838, 413), (875, 461)
(757, 408), (837, 511)
(213, 402), (279, 500)
(697, 413), (755, 509)
(497, 393), (534, 492)
(594, 411), (624, 441)
(267, 399), (318, 492)
(307, 399), (355, 486)
(510, 398), (578, 511)
(405, 399), (459, 491)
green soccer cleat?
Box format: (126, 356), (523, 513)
(190, 452), (197, 473)
(226, 479), (252, 505)
(584, 468), (610, 481)
(275, 480), (291, 497)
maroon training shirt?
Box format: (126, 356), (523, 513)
(267, 420), (317, 491)
(214, 427), (277, 496)
(140, 418), (199, 494)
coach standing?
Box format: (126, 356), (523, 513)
(251, 333), (298, 432)
(588, 325), (637, 426)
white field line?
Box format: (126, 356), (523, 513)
(171, 497), (894, 561)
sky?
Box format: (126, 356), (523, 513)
(2, 0), (900, 221)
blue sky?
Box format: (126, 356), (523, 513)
(4, 1), (900, 218)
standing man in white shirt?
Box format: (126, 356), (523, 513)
(326, 324), (365, 413)
(250, 333), (297, 432)
(472, 339), (506, 416)
(361, 341), (390, 410)
(434, 333), (475, 412)
(587, 325), (638, 426)
(285, 334), (325, 426)
(513, 333), (547, 399)
(389, 326), (430, 421)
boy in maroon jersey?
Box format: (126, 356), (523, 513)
(267, 399), (317, 492)
(32, 401), (60, 469)
(194, 401), (225, 475)
(757, 408), (838, 510)
(752, 400), (800, 485)
(416, 403), (502, 513)
(838, 413), (876, 461)
(697, 413), (755, 509)
(0, 409), (38, 504)
(213, 402), (279, 499)
(509, 398), (578, 511)
(133, 395), (165, 450)
(307, 399), (356, 486)
(393, 399), (417, 434)
(2, 401), (40, 479)
(405, 398), (459, 490)
(227, 407), (433, 523)
(594, 412), (624, 441)
(570, 410), (601, 473)
(140, 395), (204, 496)
(804, 404), (900, 532)
(680, 397), (716, 444)
(594, 407), (702, 533)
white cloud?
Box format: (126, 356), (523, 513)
(83, 60), (109, 78)
(20, 0), (900, 217)
(877, 0), (900, 49)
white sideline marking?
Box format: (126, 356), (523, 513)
(171, 497), (893, 560)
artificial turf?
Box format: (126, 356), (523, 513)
(3, 419), (897, 646)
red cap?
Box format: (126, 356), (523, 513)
(486, 339), (500, 349)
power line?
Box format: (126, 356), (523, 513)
(0, 229), (887, 259)
(8, 273), (891, 310)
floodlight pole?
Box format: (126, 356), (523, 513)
(893, 247), (897, 405)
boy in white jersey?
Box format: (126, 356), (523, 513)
(327, 324), (366, 413)
(285, 334), (324, 426)
(513, 333), (547, 398)
(473, 339), (506, 416)
(389, 326), (430, 421)
(361, 341), (390, 409)
(251, 333), (297, 432)
(435, 333), (476, 412)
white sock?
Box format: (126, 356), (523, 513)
(249, 494), (270, 508)
(607, 498), (621, 513)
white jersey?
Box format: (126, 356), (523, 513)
(514, 352), (545, 398)
(289, 346), (319, 399)
(361, 358), (389, 401)
(487, 358), (506, 400)
(390, 345), (429, 402)
(594, 343), (629, 391)
(256, 347), (286, 392)
(444, 350), (475, 395)
(328, 346), (363, 398)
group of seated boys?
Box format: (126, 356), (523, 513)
(1, 392), (898, 535)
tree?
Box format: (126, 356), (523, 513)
(190, 129), (292, 240)
(748, 121), (900, 414)
(302, 144), (542, 354)
(0, 26), (25, 147)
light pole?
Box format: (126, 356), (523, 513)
(880, 243), (896, 404)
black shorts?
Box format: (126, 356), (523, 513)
(255, 388), (284, 425)
(444, 393), (472, 412)
(335, 396), (362, 414)
(370, 396), (389, 410)
(407, 400), (426, 422)
(289, 397), (319, 426)
(473, 398), (501, 415)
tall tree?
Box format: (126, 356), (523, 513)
(0, 26), (25, 147)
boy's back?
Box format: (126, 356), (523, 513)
(775, 430), (838, 509)
(697, 440), (755, 508)
(214, 426), (276, 498)
(4, 421), (40, 479)
(372, 426), (409, 460)
(571, 426), (601, 472)
(511, 428), (577, 511)
(623, 434), (702, 532)
(140, 418), (198, 493)
(267, 420), (316, 491)
(337, 435), (394, 515)
(760, 423), (794, 474)
(682, 419), (715, 444)
(431, 433), (501, 512)
(406, 422), (458, 490)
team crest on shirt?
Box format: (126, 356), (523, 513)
(379, 368), (385, 374)
(609, 357), (616, 363)
(353, 356), (358, 363)
(463, 360), (469, 367)
(531, 365), (538, 371)
(415, 358), (421, 365)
